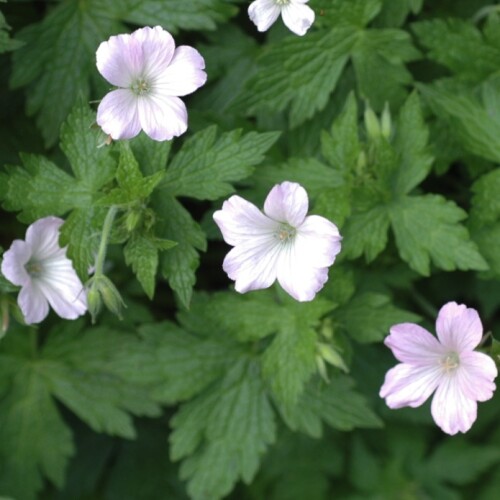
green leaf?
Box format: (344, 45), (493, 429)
(154, 194), (207, 308)
(412, 18), (500, 82)
(321, 92), (361, 172)
(0, 361), (74, 500)
(280, 376), (383, 438)
(234, 28), (358, 127)
(138, 321), (240, 404)
(390, 195), (488, 276)
(170, 359), (276, 500)
(41, 323), (161, 439)
(10, 1), (124, 146)
(99, 142), (164, 206)
(129, 132), (171, 175)
(163, 126), (280, 201)
(123, 0), (237, 33)
(392, 92), (433, 195)
(335, 292), (422, 343)
(0, 8), (23, 53)
(420, 82), (500, 163)
(261, 299), (334, 408)
(352, 28), (420, 110)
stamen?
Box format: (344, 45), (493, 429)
(25, 261), (43, 278)
(275, 0), (290, 4)
(440, 352), (460, 372)
(131, 78), (150, 96)
(276, 224), (296, 242)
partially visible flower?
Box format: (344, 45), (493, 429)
(248, 0), (315, 36)
(380, 302), (498, 435)
(96, 26), (207, 141)
(1, 217), (87, 324)
(213, 182), (342, 302)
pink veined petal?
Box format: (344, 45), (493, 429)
(155, 46), (207, 97)
(456, 351), (497, 402)
(248, 0), (281, 32)
(380, 363), (443, 409)
(294, 215), (342, 268)
(213, 195), (279, 247)
(436, 301), (483, 352)
(36, 278), (87, 320)
(1, 240), (31, 287)
(264, 182), (309, 226)
(137, 94), (187, 141)
(281, 2), (315, 36)
(96, 33), (144, 88)
(384, 323), (445, 365)
(25, 216), (64, 261)
(275, 242), (329, 301)
(222, 237), (280, 293)
(431, 373), (478, 435)
(18, 281), (50, 324)
(130, 26), (176, 82)
(97, 89), (141, 140)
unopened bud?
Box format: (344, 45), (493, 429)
(317, 342), (349, 373)
(320, 317), (334, 340)
(86, 275), (126, 323)
(316, 354), (329, 383)
(125, 209), (141, 233)
(381, 103), (392, 139)
(364, 107), (381, 139)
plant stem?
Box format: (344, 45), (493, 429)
(94, 206), (118, 278)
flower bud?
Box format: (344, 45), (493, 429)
(86, 275), (126, 323)
(364, 107), (381, 140)
(381, 103), (392, 139)
(317, 342), (349, 373)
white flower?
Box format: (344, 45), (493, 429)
(213, 182), (342, 301)
(248, 0), (315, 36)
(380, 302), (498, 435)
(1, 217), (87, 324)
(96, 26), (207, 141)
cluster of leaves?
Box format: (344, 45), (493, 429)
(2, 0), (500, 499)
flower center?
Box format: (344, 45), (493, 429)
(131, 78), (150, 96)
(275, 223), (296, 243)
(275, 0), (290, 4)
(440, 352), (460, 372)
(25, 261), (44, 278)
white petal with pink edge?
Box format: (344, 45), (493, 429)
(281, 2), (315, 36)
(97, 89), (141, 140)
(264, 181), (308, 226)
(248, 0), (281, 32)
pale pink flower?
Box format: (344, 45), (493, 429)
(213, 182), (342, 301)
(96, 26), (207, 141)
(248, 0), (315, 36)
(380, 302), (498, 435)
(1, 217), (87, 324)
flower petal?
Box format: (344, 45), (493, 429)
(436, 301), (483, 352)
(25, 216), (64, 261)
(213, 195), (278, 247)
(276, 243), (330, 301)
(18, 281), (50, 324)
(281, 2), (315, 36)
(223, 237), (280, 293)
(248, 0), (281, 32)
(294, 215), (341, 268)
(137, 94), (187, 141)
(130, 26), (176, 82)
(457, 351), (497, 402)
(380, 363), (443, 409)
(384, 323), (444, 365)
(1, 240), (31, 287)
(431, 374), (477, 435)
(96, 32), (144, 88)
(156, 46), (207, 97)
(97, 89), (141, 140)
(264, 182), (308, 226)
(37, 277), (87, 320)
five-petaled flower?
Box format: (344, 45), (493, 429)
(213, 181), (342, 302)
(380, 302), (497, 435)
(96, 26), (207, 141)
(1, 217), (87, 325)
(248, 0), (315, 36)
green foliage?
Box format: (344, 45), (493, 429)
(0, 322), (161, 499)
